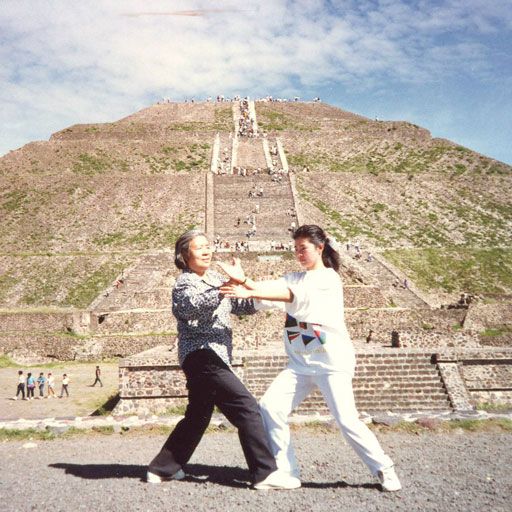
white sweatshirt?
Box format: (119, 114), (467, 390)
(256, 268), (355, 375)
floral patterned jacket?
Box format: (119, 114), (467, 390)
(173, 269), (257, 367)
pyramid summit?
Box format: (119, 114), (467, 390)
(1, 99), (510, 255)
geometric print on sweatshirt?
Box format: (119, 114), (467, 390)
(285, 313), (327, 347)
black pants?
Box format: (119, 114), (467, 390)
(148, 349), (277, 484)
(16, 383), (25, 399)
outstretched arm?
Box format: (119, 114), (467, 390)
(217, 258), (287, 293)
(220, 282), (293, 303)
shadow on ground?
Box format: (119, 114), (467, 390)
(49, 462), (249, 488)
(48, 462), (380, 490)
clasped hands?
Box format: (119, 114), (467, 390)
(217, 258), (250, 299)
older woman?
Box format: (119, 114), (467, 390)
(147, 230), (299, 490)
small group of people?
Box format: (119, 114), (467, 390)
(347, 241), (374, 263)
(260, 96), (321, 103)
(13, 366), (103, 401)
(214, 148), (232, 174)
(158, 95), (321, 105)
(269, 240), (293, 251)
(13, 371), (63, 400)
(215, 237), (251, 252)
(214, 235), (233, 251)
(392, 278), (409, 290)
(248, 187), (264, 199)
(238, 99), (257, 137)
(246, 226), (257, 239)
(146, 225), (402, 492)
(442, 292), (480, 310)
(234, 166), (249, 176)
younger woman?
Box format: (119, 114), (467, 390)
(219, 224), (401, 492)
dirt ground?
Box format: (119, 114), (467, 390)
(0, 361), (119, 420)
(1, 430), (511, 512)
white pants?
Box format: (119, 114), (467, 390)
(259, 368), (394, 478)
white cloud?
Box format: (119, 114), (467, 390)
(0, 0), (511, 163)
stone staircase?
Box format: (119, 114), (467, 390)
(211, 100), (297, 246)
(89, 253), (175, 313)
(337, 248), (429, 309)
(353, 351), (451, 411)
(213, 174), (296, 243)
(236, 138), (268, 169)
(245, 350), (452, 413)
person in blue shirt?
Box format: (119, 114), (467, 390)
(26, 372), (36, 400)
(37, 372), (45, 398)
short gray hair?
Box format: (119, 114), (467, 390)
(174, 229), (208, 270)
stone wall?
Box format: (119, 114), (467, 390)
(86, 305), (469, 340)
(90, 310), (176, 335)
(463, 302), (512, 331)
(344, 286), (388, 309)
(436, 349), (512, 407)
(111, 344), (512, 415)
(1, 306), (483, 361)
(345, 308), (470, 347)
(0, 311), (74, 331)
(115, 346), (244, 414)
(0, 332), (176, 361)
(115, 346), (455, 415)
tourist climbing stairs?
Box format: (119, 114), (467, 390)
(213, 173), (296, 245)
(211, 99), (298, 248)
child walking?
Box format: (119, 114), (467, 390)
(220, 224), (401, 492)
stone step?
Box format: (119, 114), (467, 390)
(300, 392), (450, 403)
(298, 401), (450, 411)
(355, 369), (441, 376)
(247, 383), (446, 395)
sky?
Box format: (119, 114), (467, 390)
(1, 0), (511, 164)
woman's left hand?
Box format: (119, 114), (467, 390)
(217, 257), (246, 284)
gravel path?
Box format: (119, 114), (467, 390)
(1, 429), (511, 511)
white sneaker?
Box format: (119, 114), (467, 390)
(377, 466), (402, 492)
(146, 469), (185, 483)
(253, 470), (301, 490)
(12, 397), (18, 400)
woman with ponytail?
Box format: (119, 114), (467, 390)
(219, 225), (401, 492)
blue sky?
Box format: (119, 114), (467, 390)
(1, 0), (511, 164)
